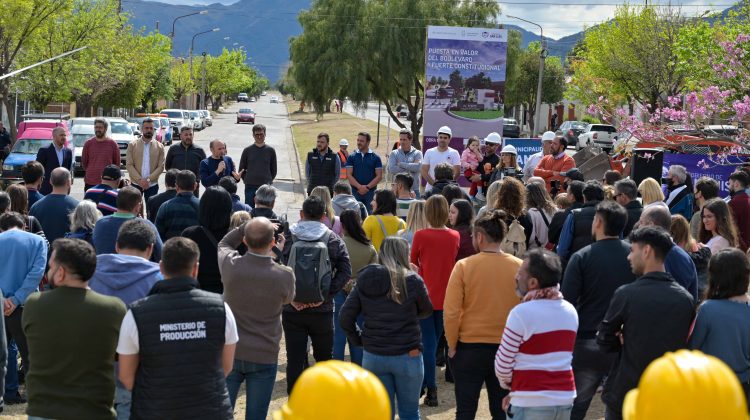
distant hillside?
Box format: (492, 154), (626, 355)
(504, 24), (583, 60)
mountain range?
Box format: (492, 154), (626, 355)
(123, 0), (729, 83)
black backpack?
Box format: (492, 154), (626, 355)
(288, 230), (333, 303)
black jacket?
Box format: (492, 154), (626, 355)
(165, 142), (206, 178)
(424, 180), (470, 200)
(36, 143), (74, 195)
(182, 226), (229, 294)
(548, 201), (583, 244)
(623, 200), (643, 237)
(597, 271), (695, 412)
(146, 189), (177, 223)
(340, 265), (433, 355)
(562, 238), (636, 339)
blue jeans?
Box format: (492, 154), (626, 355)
(363, 350), (424, 420)
(333, 291), (363, 365)
(353, 188), (375, 214)
(114, 380), (131, 420)
(226, 359), (278, 420)
(508, 405), (572, 420)
(244, 185), (260, 206)
(420, 310), (443, 389)
(4, 340), (17, 396)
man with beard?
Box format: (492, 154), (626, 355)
(664, 164), (693, 220)
(305, 133), (340, 195)
(166, 126), (206, 197)
(523, 131), (554, 182)
(467, 132), (501, 200)
(82, 118), (121, 191)
(126, 118), (165, 202)
(421, 126), (460, 194)
(36, 127), (74, 195)
(533, 135), (575, 194)
(596, 226), (694, 420)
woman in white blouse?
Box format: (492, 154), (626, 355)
(699, 198), (739, 255)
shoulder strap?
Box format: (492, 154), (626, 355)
(540, 210), (550, 227)
(375, 216), (389, 238)
(201, 226), (218, 247)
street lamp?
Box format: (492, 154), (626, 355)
(507, 15), (547, 137)
(169, 10), (207, 52)
(190, 27), (219, 78)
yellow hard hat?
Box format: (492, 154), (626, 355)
(273, 360), (391, 420)
(623, 350), (749, 420)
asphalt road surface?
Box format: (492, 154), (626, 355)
(70, 96), (305, 223)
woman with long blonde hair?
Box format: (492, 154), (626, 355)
(340, 237), (433, 419)
(397, 200), (427, 246)
(310, 186), (343, 236)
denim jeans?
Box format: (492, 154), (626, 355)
(4, 308), (27, 398)
(507, 405), (573, 420)
(282, 311), (334, 394)
(570, 338), (616, 420)
(244, 185), (260, 206)
(363, 350), (424, 420)
(420, 310), (443, 389)
(114, 381), (131, 420)
(353, 188), (376, 214)
(333, 291), (363, 365)
(4, 340), (16, 397)
(450, 342), (508, 420)
(226, 360), (278, 420)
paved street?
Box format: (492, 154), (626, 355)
(70, 95), (305, 223)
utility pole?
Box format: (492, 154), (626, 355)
(507, 16), (546, 137)
(201, 52), (207, 110)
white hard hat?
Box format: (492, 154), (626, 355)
(484, 132), (502, 145)
(501, 144), (517, 155)
(437, 126), (452, 137)
(541, 131), (556, 142)
(339, 139), (349, 146)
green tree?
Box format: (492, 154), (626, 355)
(448, 70), (463, 90)
(290, 0), (500, 148)
(170, 60), (195, 104)
(505, 42), (565, 133)
(569, 4), (687, 110)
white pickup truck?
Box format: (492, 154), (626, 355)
(577, 124), (618, 151)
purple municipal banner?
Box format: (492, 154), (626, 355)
(423, 26), (508, 154)
(661, 153), (741, 198)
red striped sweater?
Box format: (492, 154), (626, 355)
(495, 299), (578, 407)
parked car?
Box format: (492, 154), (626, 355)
(1, 129), (57, 186)
(502, 118), (521, 138)
(108, 118), (136, 165)
(261, 91), (267, 96)
(559, 120), (588, 147)
(189, 110), (204, 130)
(200, 110), (212, 127)
(577, 124), (618, 151)
(160, 109), (191, 134)
(270, 96), (279, 103)
(17, 119), (70, 141)
(237, 108), (256, 124)
(159, 117), (173, 145)
(238, 93), (249, 102)
(249, 97), (257, 103)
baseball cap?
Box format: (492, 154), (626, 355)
(561, 168), (583, 181)
(339, 139), (349, 146)
(102, 164), (122, 181)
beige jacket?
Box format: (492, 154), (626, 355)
(126, 139), (165, 183)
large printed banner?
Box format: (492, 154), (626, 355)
(503, 138), (542, 169)
(423, 26), (508, 154)
(662, 153), (741, 198)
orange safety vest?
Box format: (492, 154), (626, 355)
(338, 150), (348, 179)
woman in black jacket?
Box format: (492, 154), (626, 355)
(182, 186), (232, 293)
(340, 236), (433, 420)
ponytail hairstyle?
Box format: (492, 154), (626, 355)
(378, 237), (411, 304)
(472, 209), (509, 243)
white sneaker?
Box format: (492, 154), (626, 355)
(475, 191), (486, 201)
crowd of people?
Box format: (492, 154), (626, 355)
(0, 121), (748, 420)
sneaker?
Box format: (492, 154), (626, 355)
(475, 191), (486, 202)
(424, 387), (438, 407)
(4, 392), (26, 405)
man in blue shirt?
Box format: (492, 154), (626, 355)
(637, 205), (699, 301)
(29, 167), (79, 243)
(219, 177), (252, 213)
(346, 132), (382, 214)
(92, 186), (162, 263)
(83, 164), (121, 216)
(199, 140), (241, 188)
(0, 212), (47, 405)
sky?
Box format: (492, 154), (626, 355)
(153, 0), (733, 39)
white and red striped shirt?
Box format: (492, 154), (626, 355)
(494, 299), (578, 407)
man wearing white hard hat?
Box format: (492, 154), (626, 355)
(523, 131), (555, 182)
(467, 133), (502, 201)
(421, 126), (460, 193)
(337, 139), (349, 180)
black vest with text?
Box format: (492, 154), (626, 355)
(307, 148), (337, 192)
(129, 277), (232, 420)
(570, 200), (601, 257)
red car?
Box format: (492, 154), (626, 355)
(236, 108), (256, 124)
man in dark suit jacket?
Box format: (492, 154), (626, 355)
(146, 168), (179, 223)
(36, 127), (74, 195)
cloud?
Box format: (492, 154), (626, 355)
(498, 0), (729, 39)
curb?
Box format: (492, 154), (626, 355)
(286, 99), (306, 198)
